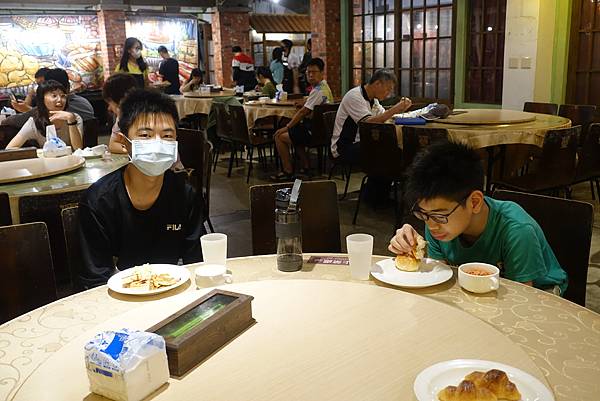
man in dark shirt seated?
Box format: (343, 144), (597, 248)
(78, 89), (205, 288)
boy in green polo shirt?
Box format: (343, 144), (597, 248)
(388, 141), (568, 295)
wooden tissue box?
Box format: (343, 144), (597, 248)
(148, 289), (255, 377)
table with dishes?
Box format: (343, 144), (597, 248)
(0, 153), (129, 223)
(171, 89), (236, 119)
(243, 99), (300, 131)
(2, 253), (598, 401)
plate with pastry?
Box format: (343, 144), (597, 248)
(413, 359), (555, 401)
(108, 263), (190, 295)
(371, 234), (453, 288)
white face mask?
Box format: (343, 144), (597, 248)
(132, 49), (142, 59)
(129, 138), (178, 176)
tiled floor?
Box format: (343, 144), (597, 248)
(207, 148), (600, 314)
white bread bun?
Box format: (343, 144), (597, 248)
(395, 255), (419, 272)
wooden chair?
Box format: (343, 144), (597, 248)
(0, 222), (57, 323)
(250, 180), (341, 255)
(307, 103), (339, 174)
(354, 122), (405, 227)
(177, 128), (215, 232)
(492, 190), (593, 306)
(82, 117), (99, 148)
(0, 147), (37, 162)
(0, 192), (11, 226)
(490, 126), (581, 196)
(228, 104), (275, 183)
(61, 206), (83, 293)
(400, 126), (449, 169)
(572, 123), (600, 200)
(212, 102), (234, 172)
(523, 102), (558, 115)
(18, 190), (85, 292)
(326, 111), (354, 199)
(558, 104), (596, 142)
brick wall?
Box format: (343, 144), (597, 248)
(310, 0), (342, 97)
(97, 9), (127, 80)
(212, 10), (251, 87)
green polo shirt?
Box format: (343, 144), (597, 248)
(425, 197), (568, 294)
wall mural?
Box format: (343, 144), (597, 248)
(125, 16), (198, 84)
(0, 15), (103, 94)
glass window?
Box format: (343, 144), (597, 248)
(375, 42), (385, 67)
(365, 42), (373, 68)
(375, 15), (385, 41)
(354, 16), (363, 41)
(386, 14), (395, 40)
(364, 15), (373, 41)
(386, 42), (395, 67)
(426, 9), (438, 38)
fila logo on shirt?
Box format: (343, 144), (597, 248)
(166, 224), (182, 231)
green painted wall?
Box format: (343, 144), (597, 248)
(550, 0), (572, 104)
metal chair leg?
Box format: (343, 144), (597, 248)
(352, 175), (368, 225)
(590, 180), (596, 200)
(206, 217), (215, 233)
(227, 145), (235, 177)
(343, 164), (353, 199)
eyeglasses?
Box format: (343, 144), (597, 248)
(411, 194), (469, 224)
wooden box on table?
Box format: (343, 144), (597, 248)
(148, 289), (255, 377)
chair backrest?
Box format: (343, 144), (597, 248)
(523, 102), (558, 115)
(322, 111), (337, 146)
(61, 206), (83, 293)
(0, 192), (11, 226)
(0, 222), (57, 323)
(250, 180), (341, 255)
(18, 190), (85, 287)
(310, 103), (340, 145)
(0, 147), (37, 162)
(537, 125), (580, 184)
(228, 105), (252, 144)
(82, 117), (99, 148)
(358, 121), (404, 178)
(575, 123), (600, 181)
(213, 102), (233, 140)
(0, 124), (19, 149)
(558, 104), (596, 141)
(492, 190), (593, 306)
(401, 126), (449, 168)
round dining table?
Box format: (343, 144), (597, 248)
(1, 254), (598, 401)
(394, 109), (571, 150)
(0, 154), (128, 223)
(172, 90), (237, 119)
(243, 100), (299, 131)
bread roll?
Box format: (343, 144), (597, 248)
(464, 370), (521, 401)
(395, 254), (419, 272)
(438, 380), (497, 401)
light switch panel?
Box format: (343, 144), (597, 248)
(521, 57), (532, 69)
(508, 57), (519, 69)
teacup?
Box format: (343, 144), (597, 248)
(195, 264), (232, 288)
(458, 262), (500, 293)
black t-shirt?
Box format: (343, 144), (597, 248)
(159, 58), (181, 95)
(78, 166), (205, 288)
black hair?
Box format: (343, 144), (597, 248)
(118, 89), (179, 137)
(102, 73), (138, 103)
(306, 57), (325, 71)
(307, 38), (311, 45)
(256, 66), (274, 83)
(119, 37), (148, 73)
(44, 68), (70, 92)
(281, 39), (293, 49)
(33, 80), (68, 133)
(368, 69), (397, 85)
(35, 67), (50, 79)
(406, 141), (484, 204)
(186, 68), (203, 84)
(157, 45), (168, 54)
(232, 46), (242, 53)
(272, 47), (283, 63)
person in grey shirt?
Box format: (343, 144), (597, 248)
(1, 68), (95, 131)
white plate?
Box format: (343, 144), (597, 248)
(371, 257), (453, 288)
(414, 359), (554, 401)
(107, 264), (190, 295)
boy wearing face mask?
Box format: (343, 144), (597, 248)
(78, 89), (206, 288)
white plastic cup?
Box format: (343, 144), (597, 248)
(195, 264), (232, 288)
(346, 233), (374, 280)
(200, 233), (227, 266)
